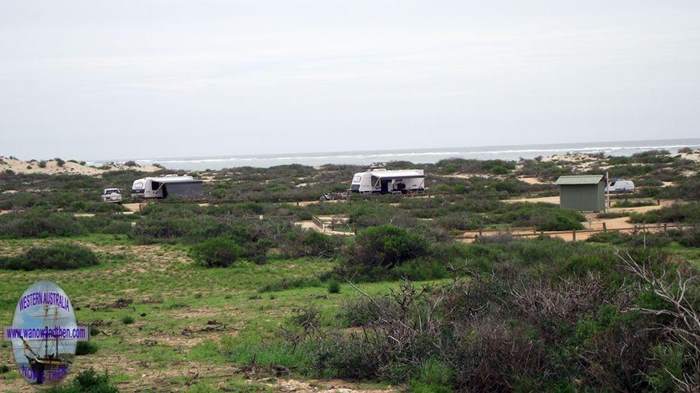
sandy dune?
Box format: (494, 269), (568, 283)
(0, 156), (161, 176)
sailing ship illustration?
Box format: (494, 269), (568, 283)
(18, 302), (74, 384)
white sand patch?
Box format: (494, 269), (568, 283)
(517, 176), (545, 185)
(0, 156), (161, 176)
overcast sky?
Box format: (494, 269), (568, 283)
(1, 0), (699, 160)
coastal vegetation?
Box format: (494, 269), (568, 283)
(0, 148), (699, 392)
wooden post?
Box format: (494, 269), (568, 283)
(479, 227), (483, 237)
(663, 223), (667, 233)
(603, 222), (607, 232)
(572, 229), (576, 242)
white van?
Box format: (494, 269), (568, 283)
(606, 179), (635, 193)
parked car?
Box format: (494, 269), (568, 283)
(606, 179), (635, 193)
(101, 188), (123, 203)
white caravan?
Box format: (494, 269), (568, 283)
(351, 168), (425, 194)
(131, 175), (203, 199)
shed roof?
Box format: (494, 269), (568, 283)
(555, 175), (604, 185)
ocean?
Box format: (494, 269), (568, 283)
(97, 138), (700, 171)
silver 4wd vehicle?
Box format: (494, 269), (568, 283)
(101, 188), (123, 203)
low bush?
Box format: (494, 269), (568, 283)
(282, 230), (342, 258)
(131, 214), (274, 262)
(630, 202), (700, 224)
(596, 212), (627, 219)
(121, 316), (134, 325)
(0, 243), (98, 270)
(190, 237), (244, 267)
(278, 245), (699, 392)
(657, 176), (700, 201)
(0, 210), (85, 238)
(675, 228), (700, 247)
(327, 280), (341, 294)
(258, 276), (322, 292)
(46, 368), (118, 393)
(344, 225), (429, 270)
(341, 296), (399, 327)
(613, 199), (656, 208)
(436, 203), (585, 232)
(75, 341), (98, 355)
(586, 231), (673, 248)
(409, 359), (455, 393)
(434, 158), (516, 175)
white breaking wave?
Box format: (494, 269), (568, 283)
(92, 139), (700, 169)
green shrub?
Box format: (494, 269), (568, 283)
(587, 231), (627, 244)
(46, 368), (118, 393)
(38, 160), (47, 168)
(258, 276), (322, 292)
(0, 210), (85, 238)
(0, 243), (98, 270)
(190, 237), (244, 267)
(346, 225), (429, 270)
(327, 280), (341, 294)
(646, 344), (687, 392)
(283, 230), (341, 258)
(630, 202), (700, 224)
(309, 334), (384, 379)
(75, 341), (98, 355)
(613, 199), (655, 208)
(342, 296), (398, 327)
(498, 204), (584, 231)
(391, 258), (449, 281)
(677, 227), (700, 247)
(409, 359), (454, 393)
(596, 212), (627, 219)
(121, 316), (134, 325)
(130, 214), (273, 262)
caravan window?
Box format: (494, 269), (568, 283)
(352, 175), (361, 183)
(133, 181), (144, 190)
